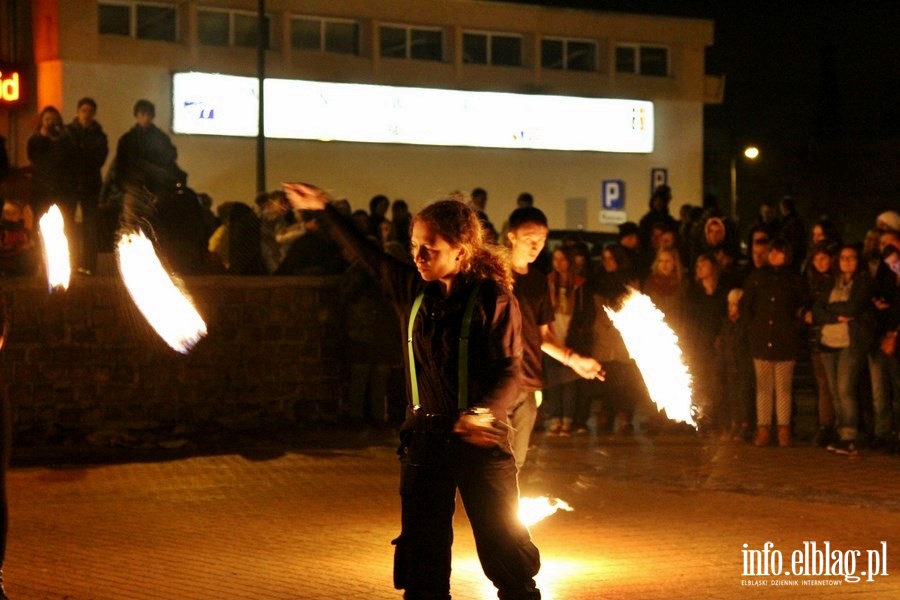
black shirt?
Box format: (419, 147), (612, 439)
(513, 268), (554, 391)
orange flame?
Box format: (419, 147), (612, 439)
(39, 204), (71, 291)
(518, 496), (573, 527)
(116, 231), (207, 354)
(604, 287), (695, 426)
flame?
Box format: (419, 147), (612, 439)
(116, 231), (207, 354)
(604, 287), (695, 426)
(39, 204), (71, 291)
(518, 495), (573, 527)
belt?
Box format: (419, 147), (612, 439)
(414, 412), (457, 433)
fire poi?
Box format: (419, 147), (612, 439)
(39, 204), (71, 292)
(604, 287), (695, 426)
(116, 230), (207, 354)
(518, 495), (573, 527)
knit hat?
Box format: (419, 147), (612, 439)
(876, 211), (900, 233)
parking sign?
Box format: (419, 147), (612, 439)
(602, 180), (625, 210)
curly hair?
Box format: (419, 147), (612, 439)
(414, 199), (513, 293)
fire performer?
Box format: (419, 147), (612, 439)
(283, 183), (541, 599)
(506, 207), (603, 466)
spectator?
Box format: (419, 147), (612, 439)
(875, 211), (900, 235)
(802, 243), (837, 447)
(275, 211), (348, 276)
(813, 243), (875, 456)
(257, 190), (304, 274)
(875, 243), (900, 452)
(366, 194), (390, 240)
(683, 253), (727, 433)
(643, 247), (686, 336)
(741, 239), (808, 447)
(752, 199), (782, 241)
(66, 97), (109, 275)
(617, 221), (649, 282)
(868, 231), (900, 451)
(778, 196), (807, 270)
(579, 244), (646, 434)
(716, 288), (754, 442)
(0, 198), (38, 276)
(27, 105), (77, 219)
(543, 245), (590, 435)
(114, 99), (183, 204)
(390, 199), (412, 249)
(225, 202), (266, 275)
(638, 184), (677, 250)
(469, 187), (492, 231)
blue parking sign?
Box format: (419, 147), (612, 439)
(602, 180), (625, 210)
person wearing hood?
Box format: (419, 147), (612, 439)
(638, 184), (677, 250)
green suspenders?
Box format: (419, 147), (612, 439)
(407, 284), (481, 411)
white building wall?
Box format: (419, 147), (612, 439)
(63, 62), (702, 232)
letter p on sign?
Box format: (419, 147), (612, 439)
(602, 180), (624, 210)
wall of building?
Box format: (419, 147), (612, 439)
(6, 0), (715, 232)
(1, 274), (349, 445)
(53, 61), (703, 231)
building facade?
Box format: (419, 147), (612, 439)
(4, 0), (721, 231)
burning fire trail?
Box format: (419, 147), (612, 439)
(39, 204), (71, 292)
(604, 287), (695, 426)
(518, 496), (573, 527)
(116, 231), (207, 354)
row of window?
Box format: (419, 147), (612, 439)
(98, 2), (669, 76)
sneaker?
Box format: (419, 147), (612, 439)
(813, 426), (835, 448)
(830, 440), (859, 456)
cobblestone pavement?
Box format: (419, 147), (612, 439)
(6, 428), (900, 599)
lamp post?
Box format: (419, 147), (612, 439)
(730, 145), (760, 223)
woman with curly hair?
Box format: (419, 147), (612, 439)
(283, 182), (540, 600)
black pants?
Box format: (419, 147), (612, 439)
(393, 431), (540, 599)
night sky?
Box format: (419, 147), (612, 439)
(492, 0), (900, 236)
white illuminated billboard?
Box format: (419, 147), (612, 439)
(172, 72), (653, 153)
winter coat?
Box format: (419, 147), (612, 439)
(739, 266), (808, 361)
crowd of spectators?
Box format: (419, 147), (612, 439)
(542, 189), (900, 458)
(3, 107), (900, 455)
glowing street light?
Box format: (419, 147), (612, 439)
(730, 145), (760, 223)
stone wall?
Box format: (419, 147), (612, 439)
(0, 274), (347, 446)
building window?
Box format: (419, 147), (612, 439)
(98, 1), (177, 41)
(291, 16), (360, 55)
(380, 25), (443, 61)
(197, 8), (270, 48)
(616, 44), (669, 77)
(463, 32), (522, 67)
(541, 38), (596, 72)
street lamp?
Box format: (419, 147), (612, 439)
(730, 145), (760, 223)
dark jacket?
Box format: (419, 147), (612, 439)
(740, 265), (808, 361)
(27, 131), (77, 211)
(66, 119), (109, 200)
(114, 124), (181, 196)
(812, 272), (876, 352)
(319, 205), (523, 424)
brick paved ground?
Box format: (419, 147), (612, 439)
(5, 428), (900, 599)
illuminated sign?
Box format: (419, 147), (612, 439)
(172, 72), (654, 153)
(0, 64), (24, 106)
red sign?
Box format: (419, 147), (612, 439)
(0, 64), (25, 107)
